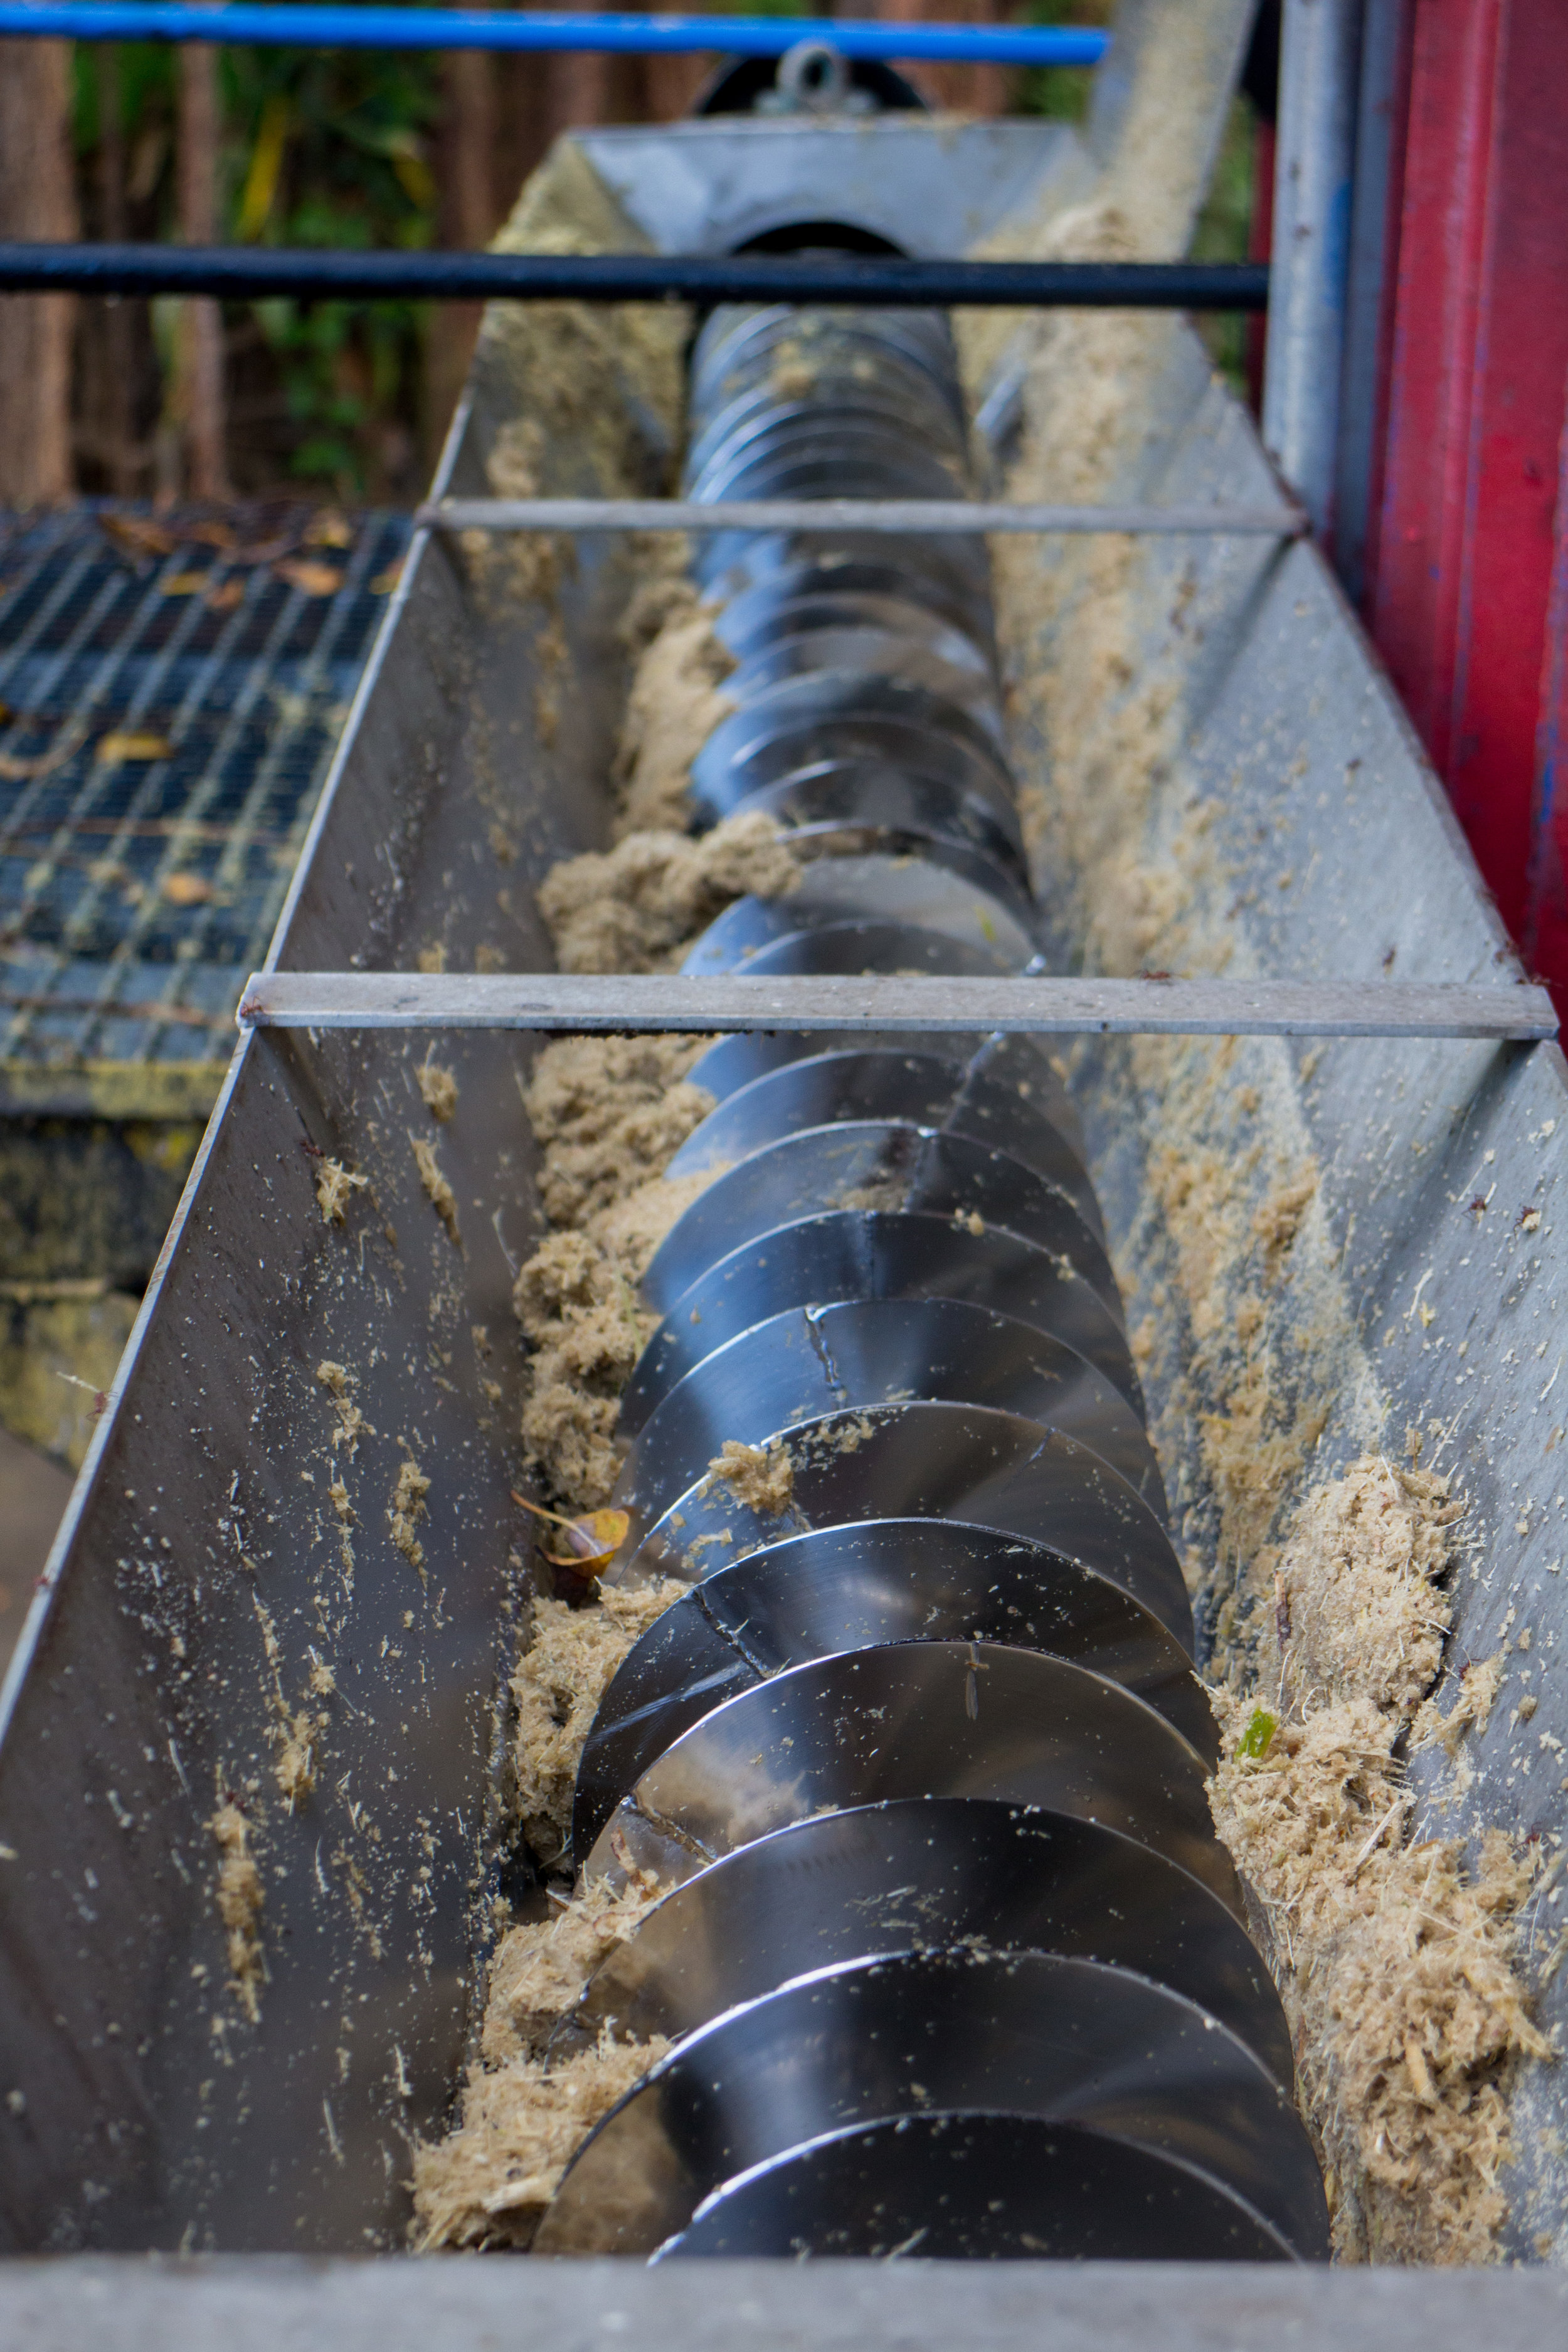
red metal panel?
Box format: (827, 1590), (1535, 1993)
(1450, 6), (1568, 956)
(1532, 395), (1568, 985)
(1367, 0), (1568, 977)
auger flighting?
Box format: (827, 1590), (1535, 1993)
(532, 291), (1329, 2264)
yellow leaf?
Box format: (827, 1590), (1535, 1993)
(162, 872), (213, 906)
(96, 732), (171, 764)
(369, 561), (404, 595)
(389, 139), (436, 211)
(511, 1491), (630, 1573)
(237, 92), (291, 243)
(161, 572), (209, 596)
(275, 559), (344, 597)
(304, 511), (353, 549)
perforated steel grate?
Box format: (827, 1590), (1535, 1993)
(0, 502), (409, 1118)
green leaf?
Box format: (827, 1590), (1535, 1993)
(1237, 1707), (1278, 1761)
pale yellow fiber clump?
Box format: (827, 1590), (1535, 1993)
(612, 581), (736, 835)
(511, 1037), (726, 1508)
(410, 1133), (460, 1247)
(704, 1438), (794, 1517)
(482, 1877), (665, 2065)
(512, 1579), (686, 1863)
(416, 1055), (458, 1123)
(410, 2030), (668, 2252)
(522, 1034), (713, 1229)
(538, 810), (800, 975)
(209, 1801), (265, 2023)
(1209, 1459), (1547, 2264)
(314, 1157), (368, 1226)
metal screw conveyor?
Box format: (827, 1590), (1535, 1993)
(527, 284), (1331, 2264)
(11, 10), (1568, 2300)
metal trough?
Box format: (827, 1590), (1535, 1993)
(1, 22), (1565, 2283)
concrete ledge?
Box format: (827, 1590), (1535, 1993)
(0, 2256), (1562, 2352)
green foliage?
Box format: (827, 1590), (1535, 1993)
(73, 29), (440, 494)
(66, 6), (1256, 492)
(1015, 0), (1111, 124)
(223, 45), (438, 495)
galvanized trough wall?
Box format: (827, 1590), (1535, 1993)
(0, 100), (1564, 2267)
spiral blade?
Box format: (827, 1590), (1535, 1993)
(615, 1401), (1189, 1644)
(575, 1522), (1208, 1852)
(537, 1950), (1325, 2258)
(662, 1054), (1100, 1239)
(679, 859), (1037, 974)
(641, 1123), (1121, 1320)
(563, 1798), (1289, 2083)
(582, 1639), (1230, 1910)
(614, 1299), (1160, 1526)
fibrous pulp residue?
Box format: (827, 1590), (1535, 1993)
(463, 140), (687, 616)
(512, 1577), (686, 1865)
(315, 1157), (369, 1227)
(417, 1054), (459, 1124)
(703, 1438), (795, 1518)
(388, 1455), (431, 1581)
(413, 1547), (685, 2250)
(512, 1036), (721, 1512)
(410, 1133), (460, 1249)
(538, 808), (800, 975)
(612, 577), (738, 837)
(1209, 1456), (1547, 2264)
(208, 1800), (266, 2023)
(410, 2019), (667, 2252)
(410, 1714), (679, 2249)
(315, 1358), (373, 1454)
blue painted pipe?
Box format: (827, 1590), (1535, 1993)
(0, 6), (1109, 64)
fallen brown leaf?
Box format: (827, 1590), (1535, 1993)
(100, 514), (177, 561)
(304, 511), (353, 549)
(369, 561), (404, 595)
(161, 572), (209, 596)
(161, 872), (213, 906)
(205, 578), (245, 613)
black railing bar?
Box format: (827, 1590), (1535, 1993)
(0, 245), (1272, 311)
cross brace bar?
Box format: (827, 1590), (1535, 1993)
(238, 973), (1558, 1042)
(420, 498), (1306, 538)
(0, 245), (1272, 312)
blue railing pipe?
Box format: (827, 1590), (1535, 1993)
(0, 7), (1110, 65)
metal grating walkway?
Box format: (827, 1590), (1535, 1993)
(0, 502), (409, 1119)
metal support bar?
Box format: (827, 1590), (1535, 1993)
(1332, 0), (1412, 601)
(0, 245), (1273, 311)
(237, 972), (1558, 1042)
(0, 6), (1111, 65)
(420, 496), (1304, 537)
(1263, 0), (1365, 537)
